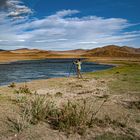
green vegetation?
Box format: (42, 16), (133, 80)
(94, 115), (126, 128)
(55, 92), (63, 97)
(12, 95), (27, 105)
(7, 95), (137, 137)
(6, 112), (29, 133)
(14, 85), (33, 94)
(47, 99), (95, 135)
(87, 63), (140, 95)
(8, 96), (106, 135)
(23, 97), (98, 134)
(95, 132), (136, 140)
(24, 95), (55, 124)
(8, 82), (16, 88)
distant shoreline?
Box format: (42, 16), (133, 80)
(0, 57), (83, 64)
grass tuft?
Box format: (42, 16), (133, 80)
(95, 132), (136, 140)
(8, 82), (16, 88)
(6, 111), (29, 133)
(55, 92), (63, 97)
(24, 95), (55, 124)
(14, 85), (32, 94)
(47, 99), (103, 135)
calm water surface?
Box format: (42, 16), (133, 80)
(0, 58), (114, 86)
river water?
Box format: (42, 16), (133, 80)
(0, 58), (114, 86)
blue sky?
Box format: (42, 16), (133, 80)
(0, 0), (140, 50)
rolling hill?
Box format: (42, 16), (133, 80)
(0, 45), (140, 63)
(83, 45), (140, 57)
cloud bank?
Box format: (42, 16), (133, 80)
(0, 0), (140, 50)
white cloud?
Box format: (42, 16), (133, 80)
(2, 0), (32, 20)
(54, 9), (79, 17)
(77, 41), (98, 44)
(17, 39), (25, 42)
(0, 6), (140, 50)
(35, 39), (68, 43)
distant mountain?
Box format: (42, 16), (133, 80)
(0, 49), (4, 51)
(49, 49), (87, 55)
(83, 45), (140, 57)
(10, 48), (46, 54)
(0, 45), (139, 63)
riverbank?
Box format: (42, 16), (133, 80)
(0, 60), (140, 140)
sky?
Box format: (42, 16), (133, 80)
(0, 0), (140, 50)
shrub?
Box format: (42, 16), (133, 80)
(8, 82), (16, 88)
(14, 85), (32, 94)
(47, 99), (96, 135)
(55, 92), (63, 97)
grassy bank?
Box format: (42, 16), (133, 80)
(86, 63), (140, 96)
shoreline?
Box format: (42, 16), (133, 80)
(0, 57), (84, 65)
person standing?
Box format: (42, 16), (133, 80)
(74, 59), (83, 78)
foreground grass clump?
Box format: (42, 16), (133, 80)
(48, 100), (95, 134)
(6, 96), (53, 133)
(20, 96), (105, 134)
(24, 95), (55, 124)
(6, 112), (29, 133)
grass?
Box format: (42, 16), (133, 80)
(8, 82), (16, 88)
(122, 100), (140, 110)
(23, 95), (55, 124)
(86, 63), (140, 95)
(6, 95), (54, 132)
(19, 96), (107, 135)
(55, 92), (63, 97)
(6, 111), (29, 133)
(48, 99), (94, 135)
(14, 85), (33, 94)
(95, 132), (136, 140)
(12, 95), (27, 105)
(135, 118), (140, 123)
(94, 115), (126, 128)
(108, 64), (140, 95)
